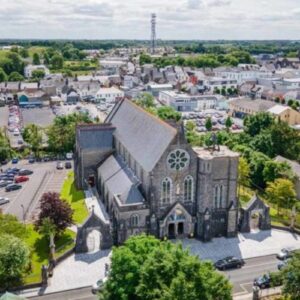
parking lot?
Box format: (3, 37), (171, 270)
(182, 109), (243, 133)
(0, 106), (8, 127)
(21, 107), (55, 127)
(0, 161), (71, 222)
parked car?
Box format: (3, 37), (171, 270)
(18, 169), (33, 176)
(253, 274), (271, 289)
(15, 176), (29, 183)
(11, 158), (19, 164)
(28, 158), (35, 164)
(0, 180), (12, 188)
(0, 197), (9, 205)
(56, 162), (64, 170)
(5, 183), (22, 192)
(66, 153), (73, 160)
(276, 248), (293, 260)
(65, 162), (72, 169)
(277, 258), (291, 270)
(214, 256), (245, 270)
(91, 277), (108, 294)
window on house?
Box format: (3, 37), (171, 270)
(130, 214), (139, 227)
(161, 177), (172, 204)
(184, 175), (194, 202)
(214, 186), (219, 208)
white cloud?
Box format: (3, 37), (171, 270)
(0, 0), (298, 39)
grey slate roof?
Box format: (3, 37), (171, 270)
(98, 154), (144, 205)
(106, 99), (177, 172)
(76, 124), (115, 150)
(275, 156), (300, 179)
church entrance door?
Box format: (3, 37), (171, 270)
(168, 223), (176, 239)
(177, 222), (184, 235)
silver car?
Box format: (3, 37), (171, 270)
(0, 197), (9, 205)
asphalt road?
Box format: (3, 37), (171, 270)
(0, 161), (69, 221)
(29, 287), (97, 300)
(26, 255), (280, 299)
(223, 255), (279, 295)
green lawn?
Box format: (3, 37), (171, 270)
(61, 171), (89, 224)
(24, 225), (75, 284)
(28, 46), (47, 57)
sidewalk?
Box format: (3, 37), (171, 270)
(233, 287), (281, 300)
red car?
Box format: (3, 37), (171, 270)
(15, 176), (29, 183)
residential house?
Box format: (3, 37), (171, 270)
(24, 64), (50, 78)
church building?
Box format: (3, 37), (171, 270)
(75, 99), (239, 244)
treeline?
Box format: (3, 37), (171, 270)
(140, 50), (255, 68)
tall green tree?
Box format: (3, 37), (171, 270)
(51, 54), (64, 69)
(8, 71), (24, 81)
(136, 93), (156, 109)
(225, 116), (233, 131)
(205, 117), (212, 131)
(23, 124), (43, 157)
(32, 52), (41, 65)
(101, 235), (232, 300)
(243, 112), (274, 136)
(0, 234), (30, 288)
(0, 68), (7, 82)
(266, 178), (296, 216)
(0, 213), (28, 240)
(31, 69), (45, 80)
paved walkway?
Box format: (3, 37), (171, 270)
(180, 229), (300, 261)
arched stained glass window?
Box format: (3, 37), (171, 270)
(161, 177), (172, 204)
(184, 175), (194, 202)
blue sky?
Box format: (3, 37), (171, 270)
(0, 0), (299, 39)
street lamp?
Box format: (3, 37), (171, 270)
(21, 204), (25, 224)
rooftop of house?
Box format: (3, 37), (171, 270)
(275, 155), (300, 178)
(267, 105), (290, 115)
(229, 98), (276, 112)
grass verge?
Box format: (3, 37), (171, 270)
(61, 171), (88, 224)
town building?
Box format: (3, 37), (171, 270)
(95, 87), (124, 104)
(24, 65), (50, 78)
(75, 99), (239, 244)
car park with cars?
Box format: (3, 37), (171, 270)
(214, 256), (245, 270)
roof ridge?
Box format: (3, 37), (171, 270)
(124, 99), (178, 134)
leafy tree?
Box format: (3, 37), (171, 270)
(281, 251), (300, 300)
(35, 192), (73, 235)
(101, 235), (232, 300)
(31, 69), (45, 80)
(250, 131), (275, 158)
(225, 116), (233, 131)
(0, 68), (7, 82)
(4, 52), (24, 75)
(47, 113), (92, 154)
(266, 178), (296, 216)
(248, 151), (269, 188)
(205, 117), (212, 131)
(0, 213), (28, 240)
(244, 112), (274, 136)
(43, 52), (50, 65)
(263, 161), (292, 183)
(19, 48), (29, 58)
(156, 106), (181, 122)
(22, 124), (43, 157)
(288, 99), (294, 107)
(0, 234), (30, 287)
(136, 93), (156, 109)
(238, 157), (250, 188)
(62, 68), (72, 77)
(8, 71), (24, 81)
(0, 128), (11, 161)
(185, 120), (196, 132)
(51, 54), (64, 69)
(139, 53), (152, 65)
(32, 52), (41, 65)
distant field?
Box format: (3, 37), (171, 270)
(28, 46), (47, 57)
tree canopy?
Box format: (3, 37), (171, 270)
(101, 235), (232, 300)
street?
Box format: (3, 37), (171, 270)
(224, 255), (279, 295)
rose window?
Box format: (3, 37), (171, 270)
(167, 149), (190, 171)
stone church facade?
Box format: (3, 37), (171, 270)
(75, 99), (239, 244)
